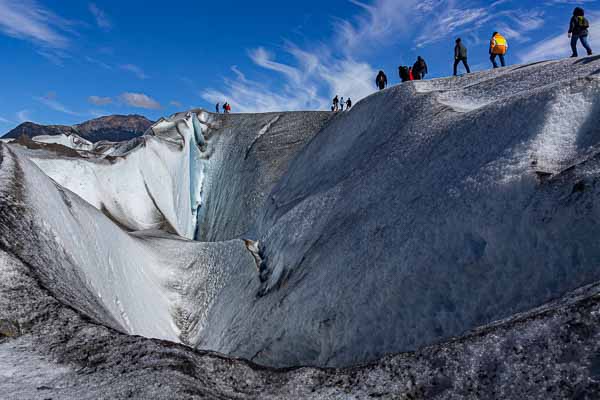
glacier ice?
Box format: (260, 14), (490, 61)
(4, 56), (600, 374)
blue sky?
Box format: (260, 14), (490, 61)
(0, 0), (598, 131)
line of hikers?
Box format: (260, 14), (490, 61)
(331, 95), (352, 112)
(215, 102), (231, 114)
(375, 7), (593, 90)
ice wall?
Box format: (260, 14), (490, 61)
(19, 112), (210, 239)
(7, 56), (600, 369)
(195, 58), (600, 367)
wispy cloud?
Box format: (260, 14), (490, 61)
(119, 92), (161, 109)
(34, 92), (81, 116)
(0, 0), (74, 48)
(88, 95), (112, 106)
(89, 109), (110, 118)
(121, 64), (149, 79)
(170, 101), (183, 108)
(0, 116), (11, 124)
(16, 110), (31, 123)
(85, 56), (113, 70)
(336, 0), (419, 55)
(89, 3), (111, 31)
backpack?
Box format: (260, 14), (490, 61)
(578, 16), (590, 29)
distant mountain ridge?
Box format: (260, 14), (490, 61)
(3, 114), (154, 143)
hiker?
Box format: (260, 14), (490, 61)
(412, 57), (428, 80)
(333, 95), (340, 112)
(453, 38), (471, 76)
(490, 32), (508, 68)
(399, 66), (411, 82)
(569, 7), (593, 57)
(223, 102), (231, 114)
(340, 97), (345, 111)
(346, 98), (352, 110)
(216, 103), (220, 113)
(376, 70), (388, 90)
(226, 103), (232, 113)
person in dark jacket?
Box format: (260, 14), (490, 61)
(569, 7), (593, 57)
(346, 98), (352, 110)
(332, 95), (340, 112)
(412, 57), (428, 80)
(216, 103), (220, 113)
(376, 70), (388, 90)
(453, 38), (471, 76)
(398, 66), (411, 82)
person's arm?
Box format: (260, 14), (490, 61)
(569, 17), (575, 36)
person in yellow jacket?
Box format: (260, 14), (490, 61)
(489, 32), (508, 68)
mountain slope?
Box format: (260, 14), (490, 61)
(3, 114), (153, 143)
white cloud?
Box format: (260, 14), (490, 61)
(120, 92), (161, 109)
(0, 0), (73, 48)
(89, 109), (110, 118)
(121, 64), (149, 80)
(85, 56), (113, 70)
(34, 93), (81, 116)
(89, 3), (111, 31)
(336, 0), (419, 56)
(202, 45), (375, 113)
(0, 116), (11, 124)
(88, 96), (112, 106)
(170, 101), (183, 108)
(16, 110), (31, 123)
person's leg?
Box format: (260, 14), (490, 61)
(580, 35), (593, 55)
(454, 59), (460, 76)
(490, 54), (498, 68)
(571, 35), (579, 57)
(499, 54), (506, 67)
(463, 59), (471, 73)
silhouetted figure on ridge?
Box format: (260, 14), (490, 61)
(412, 57), (428, 80)
(569, 7), (593, 57)
(376, 70), (388, 90)
(216, 103), (220, 113)
(346, 98), (352, 110)
(453, 38), (471, 76)
(332, 95), (340, 112)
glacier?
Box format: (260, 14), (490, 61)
(2, 57), (600, 398)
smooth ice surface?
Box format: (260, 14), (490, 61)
(19, 112), (210, 238)
(7, 56), (600, 369)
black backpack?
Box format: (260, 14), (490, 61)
(399, 66), (410, 82)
